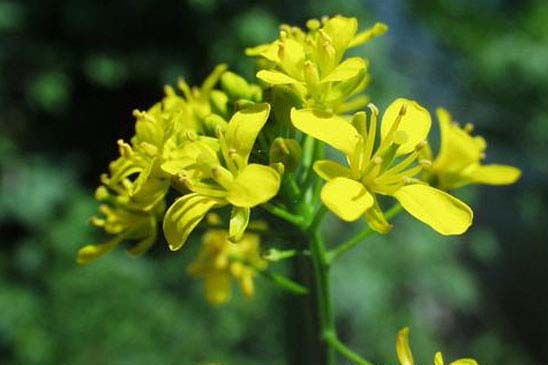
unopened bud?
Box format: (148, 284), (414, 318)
(269, 138), (302, 172)
(221, 71), (254, 101)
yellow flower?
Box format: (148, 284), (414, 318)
(246, 16), (387, 113)
(162, 104), (281, 250)
(77, 185), (165, 264)
(396, 327), (479, 365)
(188, 229), (267, 305)
(291, 99), (473, 235)
(430, 108), (521, 190)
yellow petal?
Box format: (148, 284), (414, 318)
(320, 177), (373, 221)
(225, 103), (271, 164)
(348, 22), (388, 48)
(435, 352), (445, 365)
(205, 273), (232, 305)
(393, 184), (473, 235)
(449, 359), (479, 365)
(381, 98), (432, 155)
(257, 70), (302, 85)
(313, 160), (351, 181)
(229, 206), (250, 242)
(245, 42), (280, 62)
(466, 164), (521, 185)
(77, 237), (121, 265)
(321, 57), (367, 83)
(291, 108), (360, 155)
(322, 16), (358, 60)
(163, 193), (223, 251)
(433, 107), (482, 173)
(227, 164), (281, 208)
(396, 327), (414, 365)
(279, 38), (306, 77)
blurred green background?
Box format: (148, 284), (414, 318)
(0, 0), (545, 364)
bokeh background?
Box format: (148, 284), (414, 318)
(0, 0), (546, 364)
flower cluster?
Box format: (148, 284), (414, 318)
(79, 14), (519, 362)
(78, 65), (280, 264)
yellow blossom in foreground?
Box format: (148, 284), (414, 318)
(162, 103), (281, 250)
(188, 229), (267, 305)
(430, 108), (521, 190)
(397, 327), (479, 365)
(291, 98), (473, 235)
(247, 15), (387, 113)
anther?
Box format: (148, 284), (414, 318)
(373, 156), (383, 165)
(419, 159), (432, 168)
(464, 123), (474, 133)
(415, 140), (427, 151)
(117, 139), (133, 157)
(306, 19), (320, 30)
(402, 176), (413, 184)
(480, 152), (486, 159)
(367, 103), (379, 116)
(184, 130), (198, 142)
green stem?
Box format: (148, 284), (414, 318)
(326, 204), (402, 264)
(262, 203), (305, 227)
(261, 270), (310, 295)
(325, 333), (375, 365)
(309, 227), (336, 365)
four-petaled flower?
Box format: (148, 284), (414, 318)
(429, 108), (521, 190)
(291, 98), (473, 235)
(163, 103), (281, 250)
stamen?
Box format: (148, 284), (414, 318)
(278, 41), (286, 59)
(352, 111), (367, 141)
(363, 103), (378, 162)
(319, 29), (332, 43)
(383, 152), (417, 176)
(378, 103), (407, 152)
(415, 140), (427, 151)
(117, 139), (133, 157)
(418, 159), (432, 168)
(184, 130), (198, 142)
(303, 61), (320, 87)
(210, 166), (234, 190)
(464, 123), (474, 133)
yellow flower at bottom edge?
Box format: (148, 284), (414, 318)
(188, 229), (267, 305)
(396, 327), (479, 365)
(291, 98), (473, 235)
(430, 108), (521, 190)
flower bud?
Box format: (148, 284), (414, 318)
(269, 137), (302, 172)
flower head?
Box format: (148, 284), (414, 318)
(430, 108), (521, 190)
(396, 327), (479, 365)
(162, 104), (281, 250)
(247, 16), (387, 113)
(291, 99), (473, 235)
(188, 228), (267, 305)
